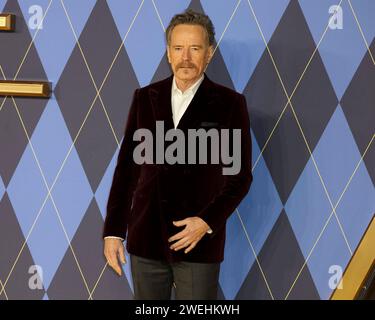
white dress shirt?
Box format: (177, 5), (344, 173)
(171, 74), (204, 128)
(105, 74), (212, 242)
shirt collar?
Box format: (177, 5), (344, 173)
(172, 74), (205, 95)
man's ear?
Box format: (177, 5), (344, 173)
(207, 45), (214, 63)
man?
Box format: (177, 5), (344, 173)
(103, 9), (252, 300)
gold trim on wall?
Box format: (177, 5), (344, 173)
(0, 13), (15, 31)
(331, 215), (375, 300)
(0, 80), (51, 98)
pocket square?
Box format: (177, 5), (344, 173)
(200, 121), (219, 127)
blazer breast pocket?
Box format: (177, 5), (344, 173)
(199, 121), (220, 128)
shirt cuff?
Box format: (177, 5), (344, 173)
(104, 236), (125, 241)
(206, 227), (213, 234)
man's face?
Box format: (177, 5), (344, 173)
(167, 24), (213, 83)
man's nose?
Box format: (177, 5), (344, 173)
(182, 48), (191, 61)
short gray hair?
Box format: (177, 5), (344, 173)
(166, 9), (215, 46)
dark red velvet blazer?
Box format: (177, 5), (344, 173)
(103, 73), (253, 263)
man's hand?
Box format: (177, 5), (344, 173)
(168, 217), (211, 254)
(104, 238), (126, 276)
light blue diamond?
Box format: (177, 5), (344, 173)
(313, 105), (363, 204)
(8, 144), (48, 239)
(201, 0), (241, 43)
(313, 105), (375, 251)
(248, 0), (290, 43)
(220, 209), (255, 300)
(26, 198), (69, 289)
(0, 0), (6, 11)
(124, 0), (166, 86)
(306, 217), (351, 300)
(107, 0), (146, 40)
(151, 0), (191, 28)
(205, 0), (266, 92)
(347, 0), (375, 45)
(299, 0), (368, 99)
(50, 145), (93, 241)
(18, 0), (96, 81)
(285, 157), (333, 260)
(336, 160), (375, 251)
(30, 97), (73, 187)
(239, 130), (283, 255)
(220, 131), (282, 299)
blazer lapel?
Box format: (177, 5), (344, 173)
(149, 75), (175, 131)
(176, 73), (219, 130)
(149, 73), (219, 131)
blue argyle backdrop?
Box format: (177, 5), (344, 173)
(0, 0), (374, 300)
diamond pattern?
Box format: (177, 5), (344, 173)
(248, 0), (290, 43)
(204, 0), (266, 92)
(124, 0), (166, 86)
(220, 210), (255, 300)
(0, 194), (45, 299)
(237, 141), (283, 255)
(0, 175), (5, 201)
(285, 155), (334, 259)
(0, 0), (374, 300)
(30, 99), (72, 186)
(348, 0), (375, 45)
(341, 38), (375, 185)
(299, 0), (369, 99)
(18, 0), (96, 81)
(50, 145), (92, 241)
(237, 211), (320, 300)
(244, 0), (329, 204)
(306, 217), (351, 299)
(7, 143), (48, 238)
(335, 159), (375, 251)
(0, 0), (6, 11)
(0, 0), (49, 185)
(25, 197), (69, 290)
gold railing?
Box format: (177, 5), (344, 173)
(1, 13), (51, 98)
(331, 215), (375, 300)
(0, 13), (15, 31)
(0, 80), (51, 98)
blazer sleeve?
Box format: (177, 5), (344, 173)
(102, 89), (141, 240)
(198, 93), (253, 238)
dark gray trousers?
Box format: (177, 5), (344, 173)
(130, 254), (221, 300)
